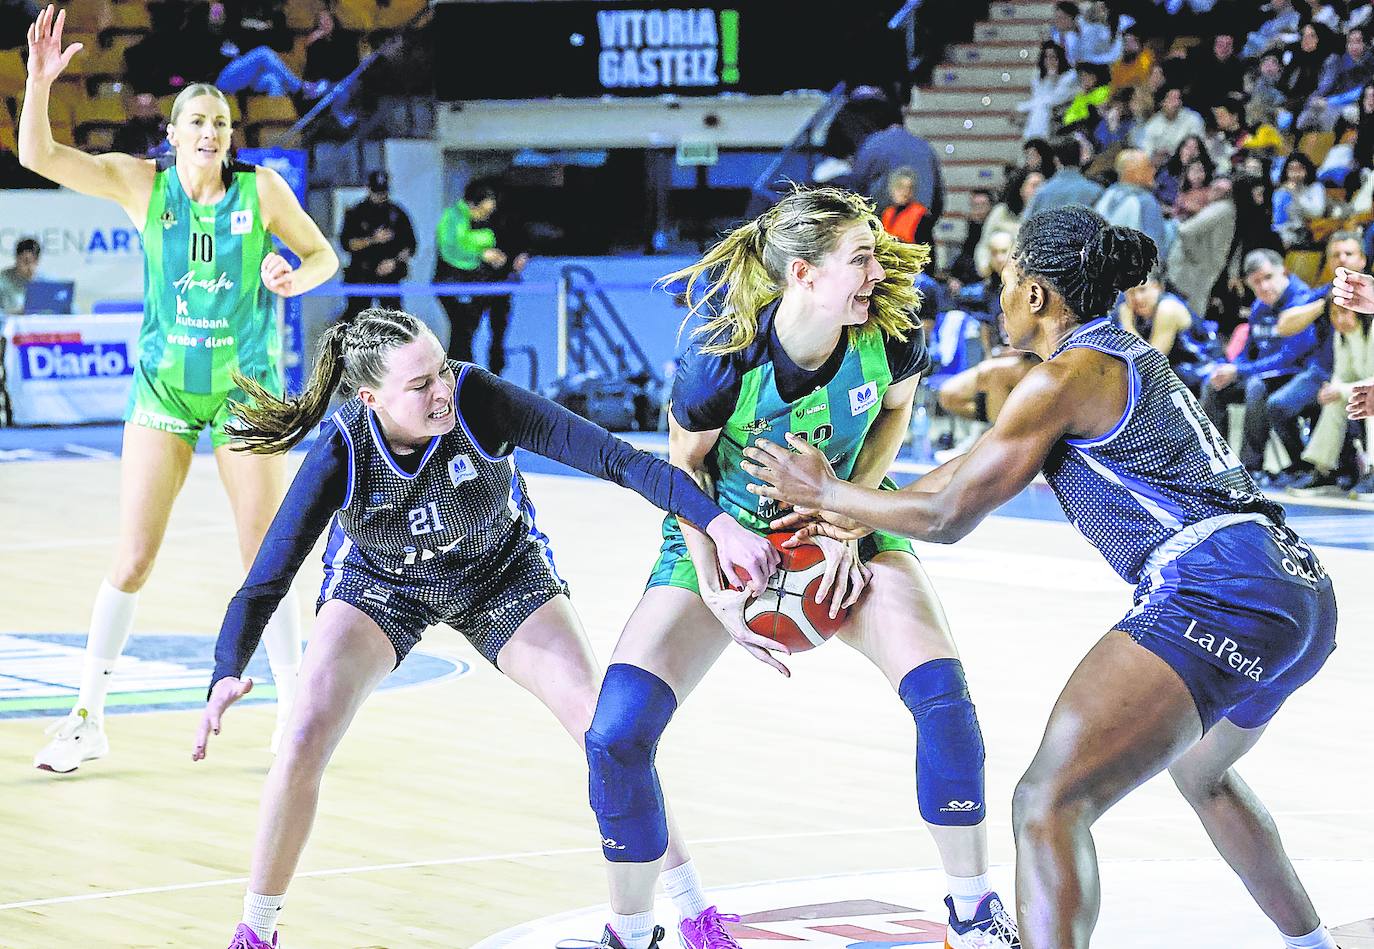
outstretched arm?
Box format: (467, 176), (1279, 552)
(745, 361), (1080, 544)
(195, 428), (346, 759)
(456, 367), (778, 592)
(18, 6), (153, 221)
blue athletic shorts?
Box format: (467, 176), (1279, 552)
(316, 521), (569, 669)
(1117, 519), (1337, 732)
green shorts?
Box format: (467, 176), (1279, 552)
(646, 514), (916, 594)
(124, 362), (281, 449)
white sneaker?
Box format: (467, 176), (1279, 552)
(34, 709), (109, 773)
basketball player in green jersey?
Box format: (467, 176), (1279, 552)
(577, 189), (1019, 949)
(19, 6), (338, 773)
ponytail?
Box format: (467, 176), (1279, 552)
(228, 307), (429, 454)
(661, 216), (777, 353)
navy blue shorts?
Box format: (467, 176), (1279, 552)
(317, 524), (569, 669)
(1118, 519), (1337, 732)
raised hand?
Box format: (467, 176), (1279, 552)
(26, 5), (84, 87)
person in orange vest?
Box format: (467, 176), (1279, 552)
(879, 167), (933, 245)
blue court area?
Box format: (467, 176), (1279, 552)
(0, 632), (466, 720)
(4, 421), (1373, 553)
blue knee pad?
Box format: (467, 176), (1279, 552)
(585, 663), (677, 862)
(900, 658), (986, 827)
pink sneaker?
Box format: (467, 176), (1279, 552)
(228, 923), (278, 948)
(678, 906), (743, 949)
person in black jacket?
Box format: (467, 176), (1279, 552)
(338, 170), (417, 324)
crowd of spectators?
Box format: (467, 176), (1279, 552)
(881, 0), (1374, 500)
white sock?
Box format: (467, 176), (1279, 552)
(1283, 924), (1338, 949)
(242, 890), (285, 940)
(75, 581), (138, 719)
(610, 910), (656, 949)
(661, 859), (710, 918)
(947, 871), (991, 922)
(261, 597), (301, 730)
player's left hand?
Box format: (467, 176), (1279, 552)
(808, 534), (870, 618)
(261, 252), (296, 296)
(770, 506), (873, 542)
(705, 512), (779, 595)
(1349, 379), (1374, 419)
(742, 433), (836, 510)
(192, 675), (254, 761)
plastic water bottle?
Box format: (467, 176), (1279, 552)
(910, 403), (933, 464)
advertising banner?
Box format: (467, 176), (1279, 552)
(0, 190), (144, 314)
(2, 313), (141, 425)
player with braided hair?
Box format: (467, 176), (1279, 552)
(749, 206), (1341, 949)
(193, 308), (779, 948)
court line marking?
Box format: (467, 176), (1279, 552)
(2, 813), (1371, 912)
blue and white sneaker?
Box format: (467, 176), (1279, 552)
(944, 892), (1020, 948)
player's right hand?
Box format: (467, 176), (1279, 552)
(698, 570), (791, 678)
(704, 512), (778, 594)
(193, 676), (254, 761)
(26, 6), (83, 86)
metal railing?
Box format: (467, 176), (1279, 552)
(554, 265), (660, 385)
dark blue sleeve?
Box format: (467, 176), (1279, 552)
(668, 342), (742, 432)
(457, 367), (724, 532)
(209, 426), (348, 695)
(885, 322), (934, 384)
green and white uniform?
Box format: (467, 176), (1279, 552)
(125, 156), (280, 447)
(648, 299), (932, 592)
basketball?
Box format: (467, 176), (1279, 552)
(737, 532), (849, 652)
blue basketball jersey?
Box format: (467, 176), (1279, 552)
(1041, 319), (1286, 584)
(325, 363), (553, 587)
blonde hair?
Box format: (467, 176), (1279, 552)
(169, 83), (233, 125)
(661, 187), (929, 354)
(230, 308), (430, 454)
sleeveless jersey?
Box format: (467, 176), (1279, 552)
(140, 157), (277, 393)
(1041, 319), (1285, 584)
(674, 303), (930, 532)
(327, 364), (545, 586)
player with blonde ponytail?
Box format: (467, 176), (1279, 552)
(19, 5), (339, 772)
(576, 188), (1019, 949)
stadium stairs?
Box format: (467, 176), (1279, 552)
(908, 0), (1051, 267)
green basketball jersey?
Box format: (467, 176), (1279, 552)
(140, 157), (277, 394)
(672, 299), (932, 532)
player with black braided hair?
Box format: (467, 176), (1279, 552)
(746, 206), (1342, 949)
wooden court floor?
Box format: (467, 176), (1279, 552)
(0, 455), (1370, 948)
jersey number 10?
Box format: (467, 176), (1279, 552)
(190, 233), (216, 264)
